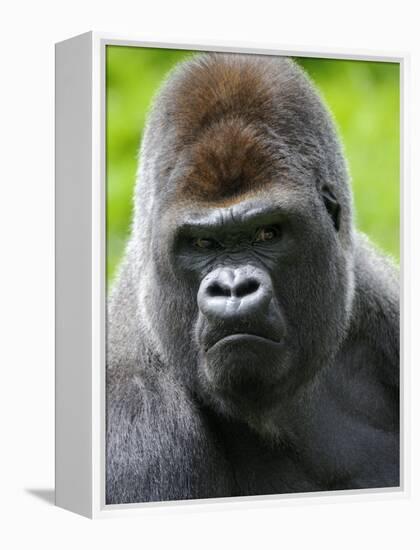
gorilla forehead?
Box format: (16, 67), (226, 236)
(142, 53), (350, 209)
(178, 118), (283, 203)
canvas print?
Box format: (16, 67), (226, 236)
(105, 47), (400, 505)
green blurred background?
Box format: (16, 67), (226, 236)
(106, 46), (400, 284)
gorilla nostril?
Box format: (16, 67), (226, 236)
(235, 278), (260, 298)
(207, 281), (231, 298)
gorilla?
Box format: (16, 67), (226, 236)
(106, 53), (399, 504)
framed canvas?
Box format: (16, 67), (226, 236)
(55, 32), (407, 519)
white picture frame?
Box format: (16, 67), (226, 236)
(55, 31), (408, 519)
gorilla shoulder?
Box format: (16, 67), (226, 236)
(106, 363), (234, 503)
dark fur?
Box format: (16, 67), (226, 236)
(106, 54), (399, 504)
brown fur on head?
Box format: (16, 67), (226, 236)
(149, 53), (339, 207)
(179, 117), (285, 203)
(168, 54), (284, 138)
(160, 54), (297, 203)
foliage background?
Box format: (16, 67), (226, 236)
(106, 46), (400, 284)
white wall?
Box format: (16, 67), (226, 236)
(0, 0), (419, 547)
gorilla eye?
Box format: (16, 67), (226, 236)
(193, 237), (220, 250)
(254, 226), (279, 243)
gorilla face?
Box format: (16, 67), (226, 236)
(133, 54), (355, 422)
(147, 181), (353, 421)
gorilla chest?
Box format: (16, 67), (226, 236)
(227, 443), (321, 496)
(212, 391), (399, 497)
(213, 419), (321, 496)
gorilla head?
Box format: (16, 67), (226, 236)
(112, 53), (355, 426)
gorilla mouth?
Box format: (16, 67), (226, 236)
(206, 333), (282, 353)
(202, 332), (289, 398)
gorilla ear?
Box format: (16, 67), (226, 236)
(321, 185), (341, 231)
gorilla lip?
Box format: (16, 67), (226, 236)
(206, 333), (282, 352)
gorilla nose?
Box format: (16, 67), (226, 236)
(197, 266), (272, 321)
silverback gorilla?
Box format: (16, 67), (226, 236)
(106, 53), (399, 504)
